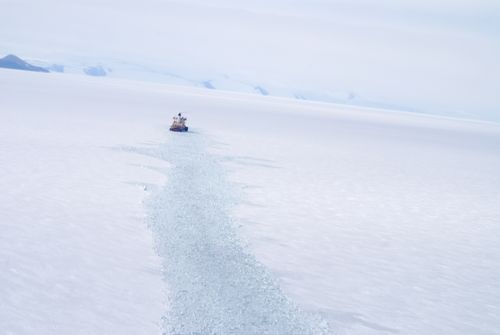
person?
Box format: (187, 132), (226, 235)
(177, 113), (186, 125)
(171, 112), (186, 125)
(173, 113), (182, 124)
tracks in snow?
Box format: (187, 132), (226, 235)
(143, 131), (328, 335)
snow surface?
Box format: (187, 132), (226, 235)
(0, 70), (168, 334)
(1, 69), (500, 334)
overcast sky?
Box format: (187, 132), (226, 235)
(1, 0), (499, 120)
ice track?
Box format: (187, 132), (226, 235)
(141, 131), (329, 335)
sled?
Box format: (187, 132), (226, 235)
(170, 125), (188, 132)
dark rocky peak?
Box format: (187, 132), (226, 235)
(0, 54), (49, 72)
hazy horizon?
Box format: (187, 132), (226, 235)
(1, 0), (499, 121)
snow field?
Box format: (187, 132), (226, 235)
(0, 70), (168, 334)
(2, 69), (500, 334)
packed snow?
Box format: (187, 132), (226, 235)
(0, 70), (168, 334)
(1, 69), (500, 334)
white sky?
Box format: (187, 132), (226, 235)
(1, 0), (499, 120)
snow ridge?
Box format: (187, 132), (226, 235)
(144, 131), (329, 335)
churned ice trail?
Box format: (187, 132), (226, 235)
(143, 131), (328, 335)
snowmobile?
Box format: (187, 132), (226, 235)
(170, 113), (188, 132)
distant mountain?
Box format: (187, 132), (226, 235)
(84, 65), (107, 76)
(254, 86), (269, 96)
(202, 80), (215, 89)
(0, 54), (49, 72)
(48, 64), (65, 73)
